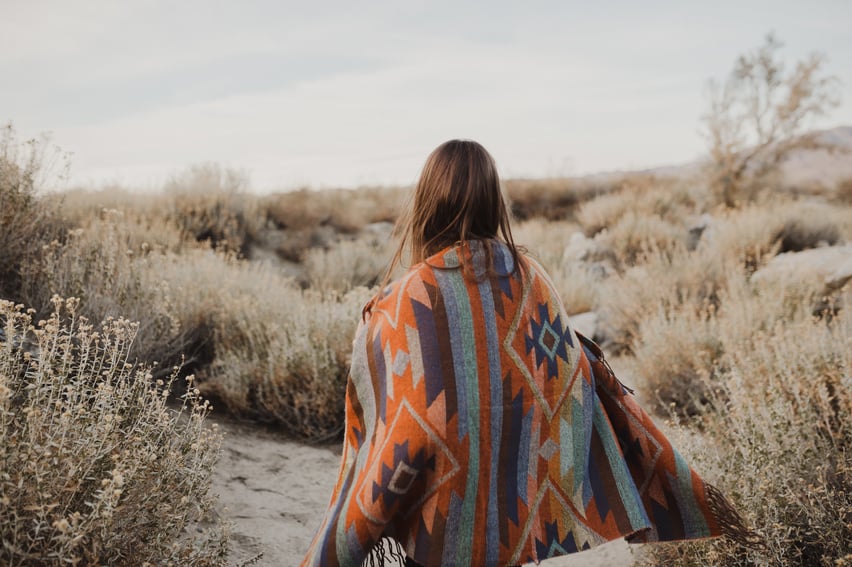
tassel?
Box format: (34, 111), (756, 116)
(363, 537), (407, 567)
(705, 483), (766, 550)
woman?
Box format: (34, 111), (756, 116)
(302, 140), (756, 566)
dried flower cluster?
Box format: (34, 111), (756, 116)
(0, 297), (228, 565)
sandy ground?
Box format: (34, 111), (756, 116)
(211, 416), (641, 566)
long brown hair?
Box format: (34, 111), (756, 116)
(380, 139), (523, 291)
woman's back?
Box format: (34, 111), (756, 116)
(302, 239), (728, 566)
(302, 140), (753, 567)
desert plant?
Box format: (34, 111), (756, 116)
(164, 166), (262, 257)
(600, 211), (687, 267)
(304, 236), (390, 294)
(703, 34), (841, 207)
(0, 123), (67, 302)
(196, 266), (372, 441)
(0, 297), (228, 566)
(640, 291), (851, 566)
(21, 212), (206, 372)
(631, 303), (725, 418)
(503, 178), (586, 221)
(262, 186), (404, 235)
(576, 176), (696, 237)
(836, 177), (852, 204)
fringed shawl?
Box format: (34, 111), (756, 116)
(302, 240), (753, 567)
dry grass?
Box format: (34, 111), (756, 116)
(637, 289), (851, 566)
(0, 125), (66, 302)
(262, 186), (404, 234)
(0, 298), (227, 565)
(304, 235), (391, 294)
(837, 177), (852, 204)
(512, 219), (602, 315)
(576, 175), (697, 236)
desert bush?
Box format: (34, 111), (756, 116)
(110, 247), (372, 441)
(576, 176), (695, 237)
(262, 186), (404, 234)
(596, 244), (729, 352)
(595, 199), (849, 352)
(164, 166), (263, 257)
(197, 274), (372, 441)
(836, 177), (852, 204)
(511, 220), (603, 314)
(0, 123), (66, 302)
(549, 260), (602, 315)
(304, 236), (390, 293)
(21, 212), (206, 373)
(0, 297), (228, 566)
(703, 34), (841, 208)
(640, 291), (851, 566)
(504, 178), (588, 221)
(512, 219), (582, 269)
(631, 304), (724, 417)
(46, 187), (160, 228)
(600, 211), (687, 266)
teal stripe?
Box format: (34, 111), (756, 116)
(670, 451), (711, 537)
(571, 397), (586, 496)
(592, 401), (649, 530)
(560, 416), (572, 477)
(477, 272), (503, 565)
(448, 269), (481, 566)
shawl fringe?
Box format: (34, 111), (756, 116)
(363, 537), (406, 567)
(704, 482), (766, 550)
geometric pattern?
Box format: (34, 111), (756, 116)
(302, 240), (729, 567)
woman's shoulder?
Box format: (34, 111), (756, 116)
(362, 261), (434, 321)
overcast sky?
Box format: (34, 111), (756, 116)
(3, 0), (851, 192)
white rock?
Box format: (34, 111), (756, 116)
(752, 244), (852, 293)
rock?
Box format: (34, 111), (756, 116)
(569, 311), (598, 340)
(752, 244), (852, 294)
(687, 213), (714, 250)
(563, 232), (619, 275)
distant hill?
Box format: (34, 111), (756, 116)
(574, 125), (852, 189)
(781, 126), (852, 187)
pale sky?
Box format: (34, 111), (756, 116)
(3, 0), (851, 192)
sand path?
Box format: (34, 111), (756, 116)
(211, 416), (640, 566)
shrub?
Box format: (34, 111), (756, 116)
(0, 123), (66, 302)
(512, 219), (583, 269)
(304, 236), (390, 294)
(703, 34), (841, 208)
(600, 211), (687, 267)
(0, 298), (228, 566)
(504, 178), (587, 221)
(640, 291), (851, 566)
(596, 245), (728, 352)
(21, 213), (206, 373)
(512, 219), (602, 314)
(631, 304), (724, 417)
(836, 177), (852, 204)
(262, 186), (404, 234)
(164, 166), (263, 257)
(576, 176), (695, 237)
(549, 260), (602, 315)
(772, 201), (848, 252)
(196, 271), (372, 441)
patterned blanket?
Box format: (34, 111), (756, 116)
(303, 240), (751, 566)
